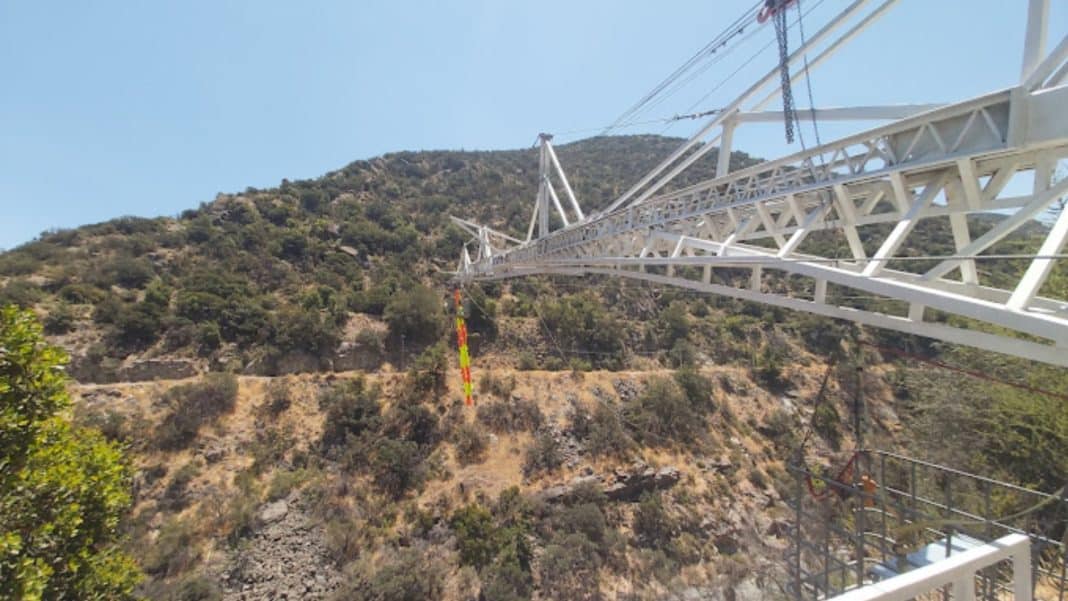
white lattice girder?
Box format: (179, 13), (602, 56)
(456, 84), (1068, 366)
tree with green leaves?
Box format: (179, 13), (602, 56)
(383, 284), (444, 345)
(0, 306), (141, 600)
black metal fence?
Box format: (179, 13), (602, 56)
(788, 449), (1068, 601)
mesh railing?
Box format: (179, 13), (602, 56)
(788, 450), (1067, 601)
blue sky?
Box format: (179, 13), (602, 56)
(1, 0), (1064, 250)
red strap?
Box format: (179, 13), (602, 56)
(757, 0), (797, 24)
(804, 452), (859, 501)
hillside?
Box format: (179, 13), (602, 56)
(1, 135), (1066, 600)
(0, 135), (758, 380)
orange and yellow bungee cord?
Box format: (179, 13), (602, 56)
(454, 289), (473, 406)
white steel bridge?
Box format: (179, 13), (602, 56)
(454, 0), (1068, 368)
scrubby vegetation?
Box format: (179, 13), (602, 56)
(3, 134), (1066, 600)
(155, 372), (239, 450)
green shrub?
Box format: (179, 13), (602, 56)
(110, 302), (163, 350)
(537, 533), (602, 600)
(330, 548), (445, 601)
(516, 351), (537, 370)
(155, 373), (239, 450)
(812, 402), (842, 450)
(354, 328), (385, 356)
(568, 404), (592, 439)
(523, 430), (563, 476)
(674, 367), (715, 412)
(463, 286), (498, 340)
(753, 343), (787, 390)
(402, 342), (448, 398)
(262, 380), (292, 416)
(99, 256), (155, 289)
(634, 492), (675, 548)
(586, 403), (634, 458)
(555, 503), (608, 545)
(541, 293), (625, 369)
(0, 252), (40, 276)
(175, 290), (225, 323)
(143, 517), (199, 577)
(249, 425), (295, 475)
(196, 322), (221, 354)
(73, 406), (128, 443)
(476, 398), (544, 434)
(478, 372), (516, 398)
(748, 468), (769, 489)
(453, 422), (489, 465)
(0, 279), (44, 307)
(760, 409), (800, 458)
(385, 401), (440, 447)
(371, 438), (426, 498)
(225, 470), (261, 545)
(480, 557), (533, 601)
(324, 517), (362, 565)
(383, 284), (444, 344)
(658, 300), (690, 347)
(267, 469), (310, 501)
(91, 294), (123, 324)
(451, 504), (498, 569)
(271, 305), (340, 358)
(157, 573), (222, 601)
(58, 283), (106, 304)
(667, 339), (698, 367)
(568, 357), (592, 372)
(623, 377), (703, 445)
(43, 303), (75, 335)
(318, 377), (382, 453)
(159, 461), (200, 513)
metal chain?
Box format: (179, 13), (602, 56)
(773, 3), (796, 144)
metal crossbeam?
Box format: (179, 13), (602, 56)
(454, 3), (1068, 367)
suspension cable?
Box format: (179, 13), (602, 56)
(601, 1), (765, 137)
(796, 0), (823, 150)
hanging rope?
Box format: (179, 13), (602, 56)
(453, 289), (474, 406)
(804, 451), (859, 501)
(795, 0), (823, 150)
(859, 341), (1068, 404)
(787, 357), (862, 502)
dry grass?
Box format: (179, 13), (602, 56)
(66, 356), (905, 599)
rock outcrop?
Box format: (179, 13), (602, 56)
(331, 340), (384, 372)
(218, 498), (342, 601)
(603, 464), (681, 501)
(538, 463), (680, 503)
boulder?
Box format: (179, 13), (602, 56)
(612, 379), (640, 402)
(259, 500), (288, 525)
(766, 519), (791, 538)
(714, 533), (740, 555)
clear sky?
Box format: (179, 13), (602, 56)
(1, 0), (1064, 250)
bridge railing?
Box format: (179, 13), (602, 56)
(826, 533), (1031, 601)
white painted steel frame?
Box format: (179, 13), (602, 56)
(828, 533), (1032, 601)
(454, 1), (1068, 368)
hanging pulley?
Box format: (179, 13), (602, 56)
(757, 0), (797, 24)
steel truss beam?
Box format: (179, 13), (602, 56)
(458, 83), (1068, 366)
(454, 5), (1068, 367)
